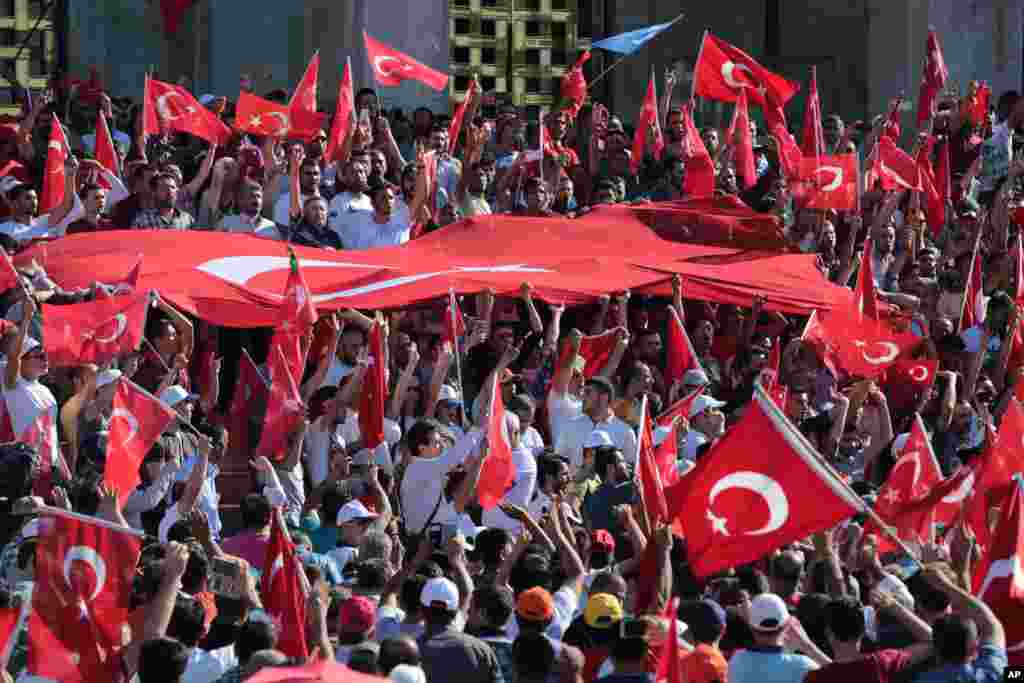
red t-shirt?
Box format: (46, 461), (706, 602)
(804, 649), (913, 683)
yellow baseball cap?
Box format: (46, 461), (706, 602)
(584, 592), (624, 629)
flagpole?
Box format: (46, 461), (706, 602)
(35, 503), (147, 538)
(754, 385), (923, 562)
(449, 287), (469, 430)
(588, 13), (687, 91)
(690, 30), (708, 103)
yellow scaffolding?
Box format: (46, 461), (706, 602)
(0, 0), (56, 115)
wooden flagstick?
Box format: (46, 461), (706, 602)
(448, 286), (469, 430)
(588, 13), (687, 90)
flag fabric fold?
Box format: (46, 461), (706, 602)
(364, 31), (449, 91)
(631, 73), (664, 175)
(143, 77), (231, 145)
(261, 509), (309, 660)
(325, 58), (354, 162)
(358, 320), (388, 450)
(41, 292), (149, 366)
(105, 379), (177, 503)
(591, 20), (677, 54)
(478, 376), (515, 510)
(693, 32), (799, 106)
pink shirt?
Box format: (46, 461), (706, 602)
(221, 529), (270, 572)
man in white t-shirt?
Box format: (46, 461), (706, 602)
(555, 376), (637, 469)
(546, 335), (587, 447)
(334, 177), (412, 251)
(321, 325), (366, 388)
(2, 306), (69, 486)
(0, 164), (84, 243)
(157, 386), (217, 542)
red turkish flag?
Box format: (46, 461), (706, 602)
(854, 237), (879, 321)
(560, 51), (591, 120)
(0, 246), (21, 293)
(105, 379), (177, 503)
(803, 306), (921, 380)
(874, 136), (923, 191)
(268, 250), (317, 388)
(160, 0), (196, 36)
(478, 376), (515, 510)
(364, 31), (449, 91)
(261, 509), (309, 660)
(288, 52), (327, 140)
(882, 98), (903, 142)
(797, 154), (858, 210)
(94, 110), (119, 177)
(449, 78), (479, 156)
(0, 604), (20, 670)
(682, 104), (715, 196)
(969, 83), (992, 128)
(726, 88), (756, 190)
(39, 114), (69, 215)
(965, 401), (1024, 566)
(95, 253), (143, 300)
(657, 386), (704, 428)
(231, 348), (268, 419)
(665, 305), (703, 387)
(656, 598), (684, 683)
(654, 415), (682, 488)
(917, 30), (948, 126)
(666, 387), (861, 577)
(41, 292), (149, 366)
(359, 321), (388, 450)
(28, 512), (142, 682)
(258, 345), (306, 460)
(801, 66), (825, 158)
(631, 74), (664, 175)
(958, 233), (984, 334)
(881, 359), (938, 412)
(864, 414), (944, 552)
(975, 478), (1024, 664)
(142, 77), (231, 145)
(918, 138), (946, 238)
(556, 328), (618, 380)
(693, 32), (799, 107)
(325, 58), (354, 162)
(234, 91), (293, 138)
(637, 401), (668, 524)
(764, 94), (802, 179)
(443, 290), (466, 348)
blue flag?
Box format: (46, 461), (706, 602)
(591, 20), (676, 55)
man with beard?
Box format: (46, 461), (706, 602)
(582, 446), (635, 536)
(130, 171), (193, 229)
(663, 108), (686, 159)
(215, 180), (280, 239)
(647, 155), (686, 201)
(322, 322), (368, 388)
(328, 158), (373, 238)
(555, 377), (637, 469)
(335, 175), (419, 250)
(430, 124), (462, 207)
(823, 114), (846, 154)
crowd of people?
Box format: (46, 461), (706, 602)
(0, 26), (1016, 683)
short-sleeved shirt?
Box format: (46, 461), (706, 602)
(334, 211), (410, 250)
(912, 643), (1007, 683)
(727, 645), (818, 683)
(418, 626), (505, 683)
(680, 643), (729, 683)
(805, 648), (912, 683)
(131, 207), (194, 230)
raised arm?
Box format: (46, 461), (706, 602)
(154, 293), (194, 358)
(184, 144), (217, 198)
(520, 282), (544, 335)
(551, 329), (582, 397)
(4, 294), (34, 390)
(177, 435), (211, 516)
(387, 344), (420, 420)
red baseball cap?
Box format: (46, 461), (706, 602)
(591, 529), (616, 552)
(339, 595), (376, 634)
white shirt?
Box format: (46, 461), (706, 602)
(555, 413), (638, 469)
(683, 430), (709, 463)
(0, 195), (84, 243)
(217, 213), (282, 239)
(481, 445), (537, 531)
(273, 190), (315, 226)
(304, 417), (345, 487)
(520, 426), (545, 456)
(546, 390), (582, 448)
(3, 377), (59, 470)
(328, 191), (373, 239)
(400, 429), (482, 533)
(172, 452), (223, 540)
(181, 644), (237, 683)
(334, 211), (410, 251)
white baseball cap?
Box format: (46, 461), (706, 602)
(96, 368), (123, 388)
(438, 384), (461, 403)
(584, 431), (614, 449)
(420, 577), (459, 611)
(683, 369), (710, 387)
(748, 593), (790, 631)
(19, 337), (40, 357)
(159, 385), (198, 408)
(688, 395), (726, 418)
(336, 499), (379, 525)
(390, 664), (427, 683)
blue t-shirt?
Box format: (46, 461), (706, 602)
(728, 646), (819, 683)
(913, 643), (1007, 683)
